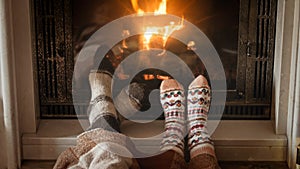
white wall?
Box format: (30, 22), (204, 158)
(11, 0), (38, 134)
(285, 0), (300, 168)
(0, 60), (7, 169)
(0, 0), (21, 168)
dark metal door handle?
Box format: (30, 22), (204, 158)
(246, 41), (251, 57)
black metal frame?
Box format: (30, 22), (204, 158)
(230, 0), (277, 119)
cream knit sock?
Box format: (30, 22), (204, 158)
(87, 70), (119, 131)
(160, 79), (185, 157)
(187, 75), (216, 159)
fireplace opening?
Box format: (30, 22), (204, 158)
(33, 0), (277, 119)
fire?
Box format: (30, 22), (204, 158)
(143, 74), (170, 80)
(131, 0), (145, 15)
(131, 0), (184, 49)
(131, 0), (167, 15)
(155, 0), (167, 15)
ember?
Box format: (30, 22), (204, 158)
(143, 74), (171, 81)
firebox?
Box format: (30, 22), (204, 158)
(32, 0), (277, 119)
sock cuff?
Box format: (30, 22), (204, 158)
(88, 101), (118, 124)
(160, 143), (185, 157)
(190, 143), (216, 159)
(87, 115), (120, 132)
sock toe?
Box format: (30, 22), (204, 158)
(189, 75), (209, 90)
(160, 79), (184, 93)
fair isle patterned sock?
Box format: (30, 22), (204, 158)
(160, 79), (185, 157)
(187, 75), (216, 159)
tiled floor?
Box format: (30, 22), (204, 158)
(21, 160), (289, 169)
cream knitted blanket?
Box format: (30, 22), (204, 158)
(53, 128), (140, 169)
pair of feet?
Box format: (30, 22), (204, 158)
(88, 70), (215, 160)
(160, 75), (215, 159)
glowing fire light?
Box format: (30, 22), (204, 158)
(131, 0), (168, 15)
(131, 0), (184, 49)
(143, 74), (171, 80)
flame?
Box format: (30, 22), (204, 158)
(143, 74), (170, 80)
(131, 0), (145, 15)
(131, 0), (184, 49)
(142, 19), (184, 49)
(131, 0), (167, 15)
(154, 0), (167, 15)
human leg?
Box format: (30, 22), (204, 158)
(87, 70), (120, 132)
(187, 75), (220, 169)
(54, 70), (140, 169)
(143, 79), (187, 169)
(136, 79), (188, 169)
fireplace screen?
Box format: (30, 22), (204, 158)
(33, 0), (277, 119)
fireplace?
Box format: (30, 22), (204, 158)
(33, 0), (277, 119)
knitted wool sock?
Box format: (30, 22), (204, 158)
(160, 79), (185, 157)
(114, 82), (146, 120)
(87, 70), (120, 132)
(187, 75), (216, 159)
